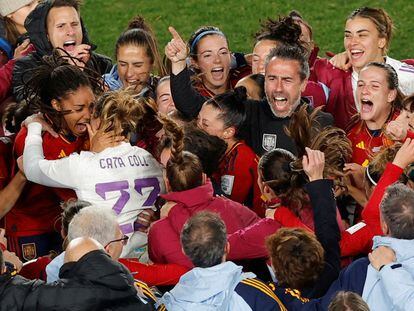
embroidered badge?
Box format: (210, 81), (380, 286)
(262, 134), (277, 152)
(21, 243), (37, 261)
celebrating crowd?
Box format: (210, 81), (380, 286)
(1, 0), (414, 310)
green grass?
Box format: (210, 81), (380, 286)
(82, 0), (414, 62)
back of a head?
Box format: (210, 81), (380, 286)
(61, 199), (91, 239)
(266, 227), (324, 290)
(160, 115), (204, 192)
(328, 291), (370, 311)
(67, 205), (118, 246)
(204, 87), (247, 137)
(93, 89), (145, 139)
(181, 211), (227, 268)
(256, 16), (302, 48)
(380, 183), (414, 239)
(64, 237), (103, 263)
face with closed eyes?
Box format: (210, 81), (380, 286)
(117, 44), (153, 93)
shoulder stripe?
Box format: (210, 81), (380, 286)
(157, 305), (166, 311)
(241, 279), (287, 311)
(135, 281), (157, 301)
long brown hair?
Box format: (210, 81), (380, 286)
(159, 115), (204, 192)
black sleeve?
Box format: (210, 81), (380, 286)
(12, 56), (34, 102)
(170, 67), (208, 119)
(89, 52), (113, 75)
(316, 110), (334, 127)
(304, 179), (341, 298)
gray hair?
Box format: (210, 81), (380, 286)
(264, 44), (310, 81)
(380, 183), (414, 239)
(68, 206), (118, 246)
(181, 211), (227, 268)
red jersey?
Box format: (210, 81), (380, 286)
(6, 127), (85, 239)
(212, 141), (264, 216)
(347, 117), (396, 166)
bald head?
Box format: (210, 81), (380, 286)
(64, 237), (103, 263)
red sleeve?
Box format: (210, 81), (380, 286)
(303, 81), (328, 108)
(273, 206), (313, 232)
(406, 130), (414, 140)
(13, 127), (27, 158)
(340, 224), (374, 257)
(0, 59), (15, 104)
(340, 163), (403, 257)
(227, 218), (282, 260)
(229, 148), (256, 205)
(119, 258), (189, 286)
(362, 163), (403, 231)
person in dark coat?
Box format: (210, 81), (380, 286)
(12, 0), (112, 102)
(0, 237), (153, 311)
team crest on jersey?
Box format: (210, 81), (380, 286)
(262, 134), (277, 151)
(22, 243), (37, 261)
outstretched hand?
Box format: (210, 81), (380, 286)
(165, 26), (188, 63)
(302, 147), (325, 181)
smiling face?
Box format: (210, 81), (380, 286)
(344, 17), (386, 73)
(197, 104), (227, 139)
(156, 79), (176, 115)
(252, 39), (277, 75)
(193, 34), (231, 95)
(265, 58), (307, 118)
(117, 44), (153, 93)
(357, 66), (396, 129)
(46, 6), (83, 54)
(52, 85), (95, 137)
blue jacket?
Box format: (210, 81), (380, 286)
(157, 261), (285, 311)
(103, 65), (123, 91)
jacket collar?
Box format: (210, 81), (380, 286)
(161, 181), (214, 207)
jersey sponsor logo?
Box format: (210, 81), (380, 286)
(361, 159), (369, 167)
(58, 149), (67, 158)
(356, 141), (365, 150)
(221, 175), (235, 196)
(21, 243), (37, 261)
(262, 134), (277, 152)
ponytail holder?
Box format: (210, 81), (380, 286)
(190, 30), (225, 55)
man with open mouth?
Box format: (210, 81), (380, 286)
(12, 0), (112, 102)
(242, 44), (333, 156)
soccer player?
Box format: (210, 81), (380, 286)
(7, 54), (98, 260)
(23, 90), (164, 259)
(313, 7), (414, 129)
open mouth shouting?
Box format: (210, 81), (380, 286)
(350, 49), (364, 61)
(63, 40), (77, 53)
(361, 98), (374, 114)
(211, 67), (224, 81)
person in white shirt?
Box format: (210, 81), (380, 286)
(22, 90), (165, 259)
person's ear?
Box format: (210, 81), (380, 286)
(51, 99), (61, 111)
(387, 89), (397, 103)
(222, 127), (236, 140)
(378, 37), (386, 50)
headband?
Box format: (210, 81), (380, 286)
(190, 30), (225, 55)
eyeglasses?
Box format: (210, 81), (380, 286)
(104, 235), (129, 248)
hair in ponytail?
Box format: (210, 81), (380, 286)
(159, 115), (204, 192)
(22, 50), (104, 132)
(203, 87), (247, 137)
(115, 15), (166, 76)
(92, 89), (147, 138)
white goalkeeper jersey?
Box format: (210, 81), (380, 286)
(23, 122), (165, 258)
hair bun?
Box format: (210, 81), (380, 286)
(127, 15), (149, 32)
(234, 86), (248, 102)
